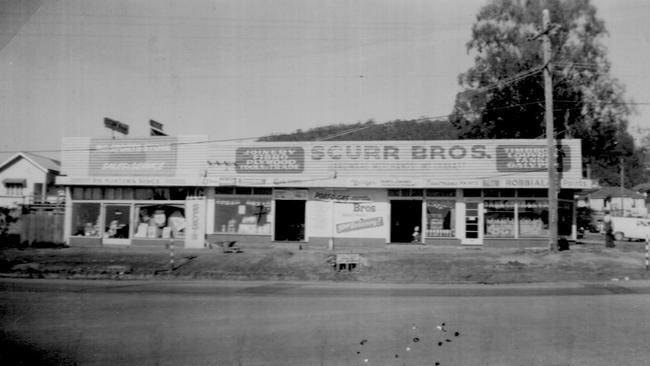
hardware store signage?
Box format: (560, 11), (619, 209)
(496, 145), (570, 172)
(235, 147), (304, 173)
(89, 138), (177, 176)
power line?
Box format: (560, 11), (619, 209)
(4, 96), (648, 156)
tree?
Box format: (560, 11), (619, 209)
(450, 0), (647, 187)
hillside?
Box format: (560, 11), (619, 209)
(258, 119), (458, 141)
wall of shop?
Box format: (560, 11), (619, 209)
(58, 137), (590, 248)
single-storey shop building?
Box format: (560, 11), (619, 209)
(57, 136), (595, 248)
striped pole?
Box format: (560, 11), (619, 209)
(645, 235), (650, 272)
(169, 239), (175, 272)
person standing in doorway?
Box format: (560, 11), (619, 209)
(603, 211), (615, 248)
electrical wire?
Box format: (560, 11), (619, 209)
(4, 95), (647, 155)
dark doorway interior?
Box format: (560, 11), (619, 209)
(390, 200), (422, 243)
(274, 200), (305, 241)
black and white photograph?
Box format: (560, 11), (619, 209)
(1, 0), (650, 365)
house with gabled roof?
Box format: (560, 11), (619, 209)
(0, 152), (62, 208)
(576, 186), (648, 217)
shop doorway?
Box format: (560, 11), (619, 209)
(463, 201), (483, 245)
(390, 200), (422, 243)
(274, 200), (305, 241)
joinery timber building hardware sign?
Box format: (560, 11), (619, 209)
(235, 147), (304, 173)
(207, 139), (592, 189)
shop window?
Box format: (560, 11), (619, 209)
(91, 188), (102, 200)
(234, 187), (252, 195)
(120, 188), (134, 200)
(104, 205), (131, 239)
(83, 187), (93, 200)
(388, 189), (423, 197)
(484, 189), (515, 198)
(214, 198), (272, 235)
(464, 189), (482, 197)
(104, 188), (116, 200)
(133, 204), (185, 239)
(134, 188), (154, 200)
(72, 187), (83, 200)
(216, 187), (272, 196)
(518, 201), (549, 238)
(152, 188), (170, 200)
(170, 188), (189, 200)
(559, 190), (575, 200)
(425, 189), (456, 197)
(485, 200), (515, 238)
(517, 189), (547, 198)
(254, 187), (272, 195)
(71, 202), (101, 237)
(215, 186), (235, 194)
(425, 200), (455, 237)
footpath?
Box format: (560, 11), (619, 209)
(1, 235), (648, 284)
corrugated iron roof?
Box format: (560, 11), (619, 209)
(0, 152), (60, 173)
(586, 186), (646, 199)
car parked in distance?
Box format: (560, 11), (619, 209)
(609, 216), (650, 241)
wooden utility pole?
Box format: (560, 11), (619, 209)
(620, 157), (625, 215)
(543, 9), (558, 251)
(620, 157), (624, 193)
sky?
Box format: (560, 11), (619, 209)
(0, 0), (648, 163)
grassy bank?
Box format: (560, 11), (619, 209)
(1, 237), (648, 283)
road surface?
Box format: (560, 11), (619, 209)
(1, 279), (650, 365)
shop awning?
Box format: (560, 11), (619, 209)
(2, 178), (26, 185)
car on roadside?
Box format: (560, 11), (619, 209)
(609, 216), (650, 241)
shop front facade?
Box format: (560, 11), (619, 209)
(57, 137), (595, 248)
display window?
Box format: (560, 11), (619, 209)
(214, 198), (272, 235)
(71, 203), (101, 237)
(70, 186), (197, 200)
(104, 205), (131, 239)
(518, 201), (549, 237)
(425, 200), (455, 237)
(485, 200), (515, 238)
(133, 204), (185, 239)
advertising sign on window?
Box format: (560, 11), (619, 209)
(214, 198), (272, 235)
(426, 200), (455, 237)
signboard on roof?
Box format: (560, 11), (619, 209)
(207, 139), (591, 189)
(89, 137), (178, 176)
(104, 118), (129, 135)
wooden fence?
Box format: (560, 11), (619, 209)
(20, 213), (65, 245)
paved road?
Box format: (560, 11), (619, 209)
(1, 279), (650, 365)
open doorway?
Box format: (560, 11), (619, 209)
(390, 200), (422, 243)
(274, 200), (305, 241)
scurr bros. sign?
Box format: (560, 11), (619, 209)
(310, 144), (491, 160)
(209, 140), (582, 188)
